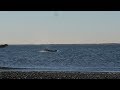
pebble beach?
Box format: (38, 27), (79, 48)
(0, 71), (120, 79)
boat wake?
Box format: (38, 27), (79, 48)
(38, 49), (59, 53)
(38, 50), (48, 53)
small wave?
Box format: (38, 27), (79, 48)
(0, 66), (35, 69)
(0, 66), (20, 69)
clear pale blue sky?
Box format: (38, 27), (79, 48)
(0, 11), (120, 44)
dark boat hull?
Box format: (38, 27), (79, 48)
(44, 49), (57, 52)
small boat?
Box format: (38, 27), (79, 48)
(0, 44), (8, 48)
(44, 48), (57, 52)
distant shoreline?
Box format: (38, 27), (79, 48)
(7, 43), (120, 45)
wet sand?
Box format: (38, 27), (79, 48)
(0, 71), (120, 79)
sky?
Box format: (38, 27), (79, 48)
(0, 11), (120, 44)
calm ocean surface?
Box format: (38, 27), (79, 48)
(0, 44), (120, 72)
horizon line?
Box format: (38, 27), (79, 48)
(5, 43), (120, 45)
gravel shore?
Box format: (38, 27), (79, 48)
(0, 71), (120, 79)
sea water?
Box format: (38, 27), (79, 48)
(0, 44), (120, 72)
